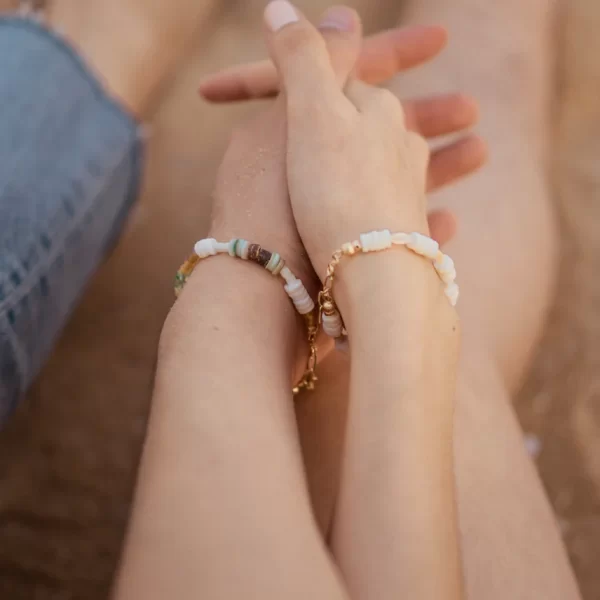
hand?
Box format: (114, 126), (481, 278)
(208, 9), (464, 285)
(208, 5), (463, 372)
(200, 20), (486, 192)
(263, 3), (444, 283)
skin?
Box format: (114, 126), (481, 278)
(115, 4), (463, 599)
(114, 257), (350, 600)
(393, 1), (580, 596)
(299, 1), (582, 599)
(207, 12), (486, 382)
(47, 0), (218, 117)
(196, 1), (582, 598)
(200, 23), (487, 193)
(46, 0), (581, 597)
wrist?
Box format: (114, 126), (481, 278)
(162, 253), (306, 387)
(334, 247), (445, 334)
(336, 249), (460, 409)
(206, 227), (322, 371)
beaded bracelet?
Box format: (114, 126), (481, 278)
(174, 238), (318, 395)
(318, 230), (459, 340)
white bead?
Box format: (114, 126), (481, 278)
(435, 254), (455, 276)
(407, 232), (439, 259)
(280, 267), (296, 285)
(445, 282), (459, 306)
(440, 268), (457, 284)
(284, 278), (303, 298)
(194, 238), (217, 258)
(391, 232), (410, 245)
(294, 296), (315, 315)
(360, 230), (392, 252)
(215, 241), (230, 253)
(359, 232), (373, 251)
(322, 312), (343, 338)
(293, 294), (313, 309)
(377, 229), (392, 250)
(284, 279), (314, 315)
(240, 240), (250, 260)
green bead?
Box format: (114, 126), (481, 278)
(266, 252), (280, 273)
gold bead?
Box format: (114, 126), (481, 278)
(341, 242), (355, 255)
(322, 300), (335, 315)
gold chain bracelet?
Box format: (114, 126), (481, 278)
(318, 231), (459, 340)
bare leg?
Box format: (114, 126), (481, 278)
(298, 0), (581, 596)
(398, 0), (557, 389)
(47, 0), (218, 117)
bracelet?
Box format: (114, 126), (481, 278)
(318, 230), (459, 339)
(174, 238), (319, 395)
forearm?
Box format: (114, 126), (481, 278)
(115, 257), (348, 600)
(0, 17), (141, 423)
(331, 250), (463, 599)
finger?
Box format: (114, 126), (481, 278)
(427, 209), (458, 247)
(427, 135), (488, 192)
(317, 5), (363, 87)
(198, 61), (279, 103)
(354, 25), (447, 85)
(263, 1), (349, 112)
(198, 25), (446, 103)
(403, 93), (480, 138)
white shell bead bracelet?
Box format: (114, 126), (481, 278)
(319, 230), (459, 340)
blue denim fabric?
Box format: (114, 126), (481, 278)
(0, 17), (144, 424)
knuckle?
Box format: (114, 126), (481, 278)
(367, 88), (405, 125)
(279, 25), (324, 57)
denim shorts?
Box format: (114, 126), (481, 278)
(0, 16), (144, 423)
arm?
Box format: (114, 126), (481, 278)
(262, 4), (464, 597)
(331, 250), (462, 599)
(113, 257), (348, 599)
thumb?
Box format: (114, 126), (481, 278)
(264, 1), (349, 112)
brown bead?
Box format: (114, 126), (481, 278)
(258, 249), (272, 268)
(247, 244), (262, 263)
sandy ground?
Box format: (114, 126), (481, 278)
(0, 0), (599, 598)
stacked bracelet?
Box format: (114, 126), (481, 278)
(319, 230), (459, 340)
(174, 238), (318, 394)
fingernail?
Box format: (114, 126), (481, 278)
(318, 6), (356, 32)
(265, 0), (299, 32)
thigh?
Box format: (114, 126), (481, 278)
(298, 345), (579, 598)
(455, 346), (579, 598)
(388, 0), (559, 391)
